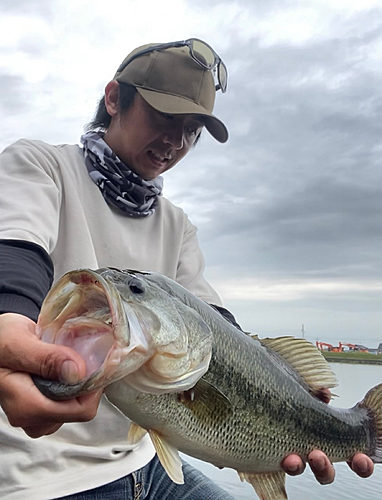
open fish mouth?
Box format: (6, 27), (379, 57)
(35, 268), (154, 399)
(37, 269), (121, 378)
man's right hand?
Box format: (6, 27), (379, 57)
(0, 313), (102, 438)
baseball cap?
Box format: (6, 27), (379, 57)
(114, 43), (228, 143)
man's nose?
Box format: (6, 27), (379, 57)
(162, 124), (184, 150)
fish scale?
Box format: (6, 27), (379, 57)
(106, 322), (372, 472)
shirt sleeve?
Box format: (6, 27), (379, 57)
(0, 139), (62, 253)
(176, 214), (222, 306)
(0, 239), (54, 321)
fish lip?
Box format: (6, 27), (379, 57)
(36, 268), (129, 395)
(32, 374), (90, 401)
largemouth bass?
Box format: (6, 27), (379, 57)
(34, 268), (382, 500)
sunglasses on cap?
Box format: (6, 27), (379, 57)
(116, 38), (228, 93)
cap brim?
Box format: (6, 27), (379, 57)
(137, 87), (229, 143)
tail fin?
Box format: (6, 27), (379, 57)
(360, 382), (382, 463)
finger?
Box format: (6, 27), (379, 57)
(4, 389), (101, 428)
(281, 454), (306, 476)
(9, 339), (86, 383)
(31, 388), (103, 423)
(314, 387), (331, 404)
(347, 453), (374, 478)
(23, 423), (63, 439)
(0, 314), (87, 383)
(0, 370), (102, 427)
(308, 450), (335, 485)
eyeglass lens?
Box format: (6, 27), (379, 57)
(189, 39), (227, 92)
(190, 39), (217, 68)
(218, 62), (228, 92)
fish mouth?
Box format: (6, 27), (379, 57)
(35, 267), (213, 402)
(36, 268), (150, 398)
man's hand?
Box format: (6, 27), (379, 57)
(281, 387), (374, 483)
(0, 313), (102, 438)
(282, 450), (373, 484)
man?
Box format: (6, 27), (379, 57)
(0, 38), (373, 499)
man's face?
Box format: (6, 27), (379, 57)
(104, 93), (204, 180)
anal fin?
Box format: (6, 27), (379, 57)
(239, 470), (287, 500)
(149, 430), (184, 484)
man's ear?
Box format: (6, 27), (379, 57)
(104, 80), (119, 117)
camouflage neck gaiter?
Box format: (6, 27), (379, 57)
(81, 131), (163, 218)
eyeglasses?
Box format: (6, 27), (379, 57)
(116, 38), (228, 93)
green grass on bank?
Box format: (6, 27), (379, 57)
(321, 350), (382, 364)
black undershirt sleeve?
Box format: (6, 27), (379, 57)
(0, 239), (242, 331)
(209, 304), (243, 331)
(0, 239), (54, 322)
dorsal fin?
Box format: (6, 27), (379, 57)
(254, 335), (338, 392)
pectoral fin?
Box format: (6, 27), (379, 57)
(239, 470), (287, 500)
(149, 430), (184, 484)
(179, 378), (232, 424)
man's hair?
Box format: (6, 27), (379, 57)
(85, 82), (201, 145)
(85, 83), (137, 132)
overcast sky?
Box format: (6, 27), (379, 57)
(1, 0), (382, 343)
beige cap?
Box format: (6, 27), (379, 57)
(114, 44), (228, 143)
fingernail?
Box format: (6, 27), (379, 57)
(60, 360), (80, 384)
(287, 464), (299, 473)
(311, 457), (326, 472)
(357, 458), (368, 473)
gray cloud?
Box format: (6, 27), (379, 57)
(166, 7), (382, 304)
(1, 0), (53, 18)
(17, 34), (50, 56)
(0, 74), (30, 114)
(1, 0), (381, 338)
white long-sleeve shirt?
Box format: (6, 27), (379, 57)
(0, 138), (221, 500)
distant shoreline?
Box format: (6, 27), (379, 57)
(321, 352), (382, 365)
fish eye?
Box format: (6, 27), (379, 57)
(128, 278), (145, 295)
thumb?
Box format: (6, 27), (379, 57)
(26, 338), (88, 383)
(0, 313), (87, 383)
